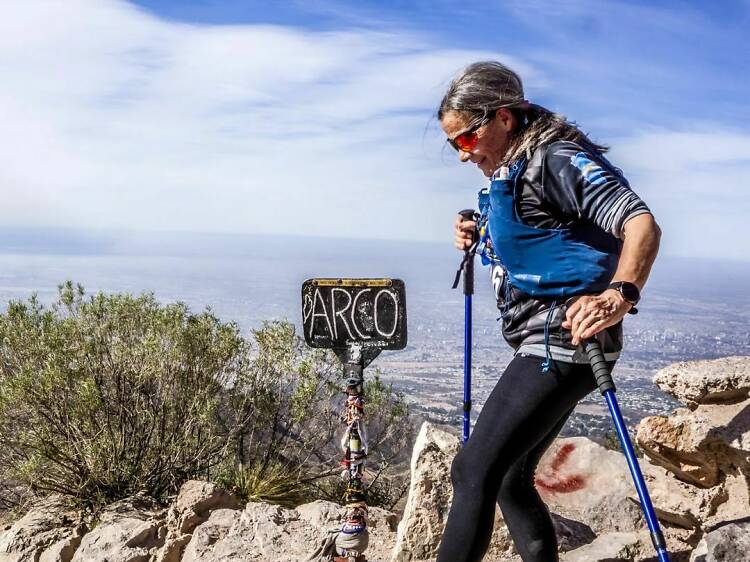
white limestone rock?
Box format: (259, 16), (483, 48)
(154, 480), (239, 562)
(654, 356), (750, 409)
(71, 497), (166, 562)
(0, 497), (76, 562)
(390, 422), (514, 562)
(703, 521), (750, 561)
(636, 398), (750, 489)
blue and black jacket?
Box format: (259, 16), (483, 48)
(477, 140), (651, 363)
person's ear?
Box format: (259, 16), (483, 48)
(496, 108), (515, 132)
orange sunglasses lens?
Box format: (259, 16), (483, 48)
(453, 132), (478, 152)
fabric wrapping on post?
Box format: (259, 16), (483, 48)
(304, 528), (340, 562)
(336, 525), (370, 555)
(302, 525), (370, 561)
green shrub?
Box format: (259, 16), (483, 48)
(0, 282), (244, 507)
(0, 282), (414, 511)
(215, 461), (309, 508)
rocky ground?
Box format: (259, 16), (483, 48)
(0, 355), (748, 562)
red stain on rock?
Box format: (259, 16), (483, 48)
(535, 443), (587, 494)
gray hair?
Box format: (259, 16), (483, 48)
(438, 61), (607, 166)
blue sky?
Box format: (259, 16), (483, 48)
(1, 0), (748, 260)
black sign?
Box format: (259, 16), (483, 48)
(302, 278), (407, 351)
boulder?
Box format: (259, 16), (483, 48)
(654, 356), (750, 409)
(387, 425), (714, 561)
(38, 528), (85, 562)
(296, 500), (343, 529)
(536, 437), (645, 533)
(181, 500), (399, 562)
(640, 464), (728, 530)
(550, 513), (596, 552)
(180, 508), (242, 562)
(154, 480), (239, 562)
(536, 437), (719, 556)
(702, 521), (750, 562)
(296, 499), (398, 533)
(636, 399), (750, 489)
(690, 537), (708, 562)
(71, 496), (166, 562)
(169, 480), (239, 535)
(689, 521), (750, 562)
(390, 422), (514, 561)
(560, 531), (649, 561)
(0, 497), (77, 562)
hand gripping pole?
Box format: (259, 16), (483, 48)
(584, 340), (670, 562)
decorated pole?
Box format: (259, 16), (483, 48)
(302, 278), (407, 562)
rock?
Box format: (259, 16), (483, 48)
(654, 356), (750, 409)
(170, 480), (239, 535)
(368, 507), (399, 533)
(536, 437), (645, 533)
(690, 537), (708, 562)
(296, 500), (397, 534)
(637, 410), (721, 488)
(180, 508), (241, 562)
(550, 513), (596, 552)
(536, 436), (728, 549)
(72, 518), (162, 562)
(71, 496), (166, 562)
(636, 398), (750, 489)
(641, 464), (728, 530)
(389, 425), (713, 562)
(0, 497), (77, 562)
(390, 422), (461, 561)
(238, 502), (300, 556)
(296, 500), (343, 529)
(154, 534), (191, 562)
(154, 480), (239, 562)
(709, 473), (750, 529)
(560, 529), (692, 562)
(702, 521), (750, 561)
(299, 501), (398, 562)
(560, 531), (648, 561)
(181, 500), (400, 562)
(390, 422), (515, 561)
(38, 527), (85, 562)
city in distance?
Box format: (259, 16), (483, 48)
(0, 227), (747, 441)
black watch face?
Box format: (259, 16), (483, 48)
(621, 282), (640, 303)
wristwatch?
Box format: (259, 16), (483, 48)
(607, 281), (640, 314)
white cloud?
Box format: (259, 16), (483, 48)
(0, 0), (533, 242)
(609, 129), (750, 261)
(0, 0), (747, 262)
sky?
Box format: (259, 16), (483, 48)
(1, 0), (748, 260)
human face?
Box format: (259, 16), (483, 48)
(440, 109), (515, 178)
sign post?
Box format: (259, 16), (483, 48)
(302, 278), (407, 562)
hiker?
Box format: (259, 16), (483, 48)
(436, 61), (661, 562)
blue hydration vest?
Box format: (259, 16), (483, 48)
(477, 159), (619, 299)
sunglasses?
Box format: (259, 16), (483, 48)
(447, 112), (496, 152)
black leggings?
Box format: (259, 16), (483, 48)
(436, 355), (601, 562)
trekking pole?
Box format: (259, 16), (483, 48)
(584, 339), (670, 562)
(452, 209), (477, 444)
